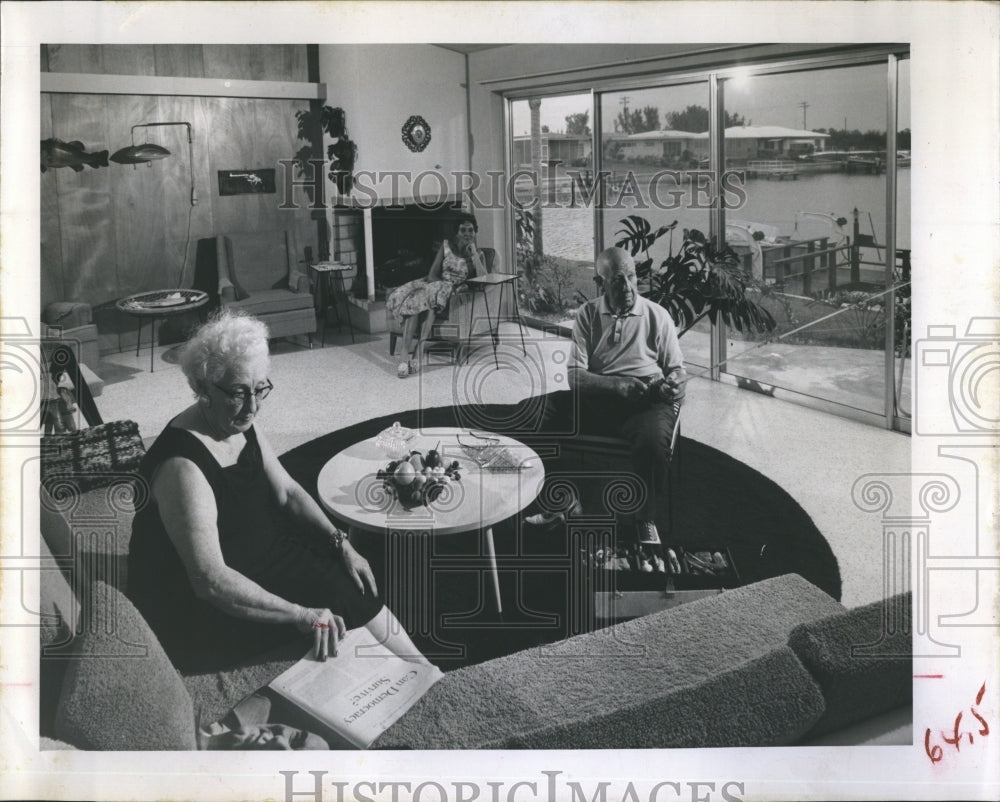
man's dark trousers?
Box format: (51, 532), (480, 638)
(538, 389), (679, 522)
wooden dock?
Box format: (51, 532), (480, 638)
(746, 160), (800, 180)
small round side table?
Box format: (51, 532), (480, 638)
(116, 289), (209, 372)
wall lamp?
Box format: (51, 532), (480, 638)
(112, 122), (197, 206)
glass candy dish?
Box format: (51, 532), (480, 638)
(374, 421), (414, 460)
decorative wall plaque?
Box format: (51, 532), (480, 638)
(218, 168), (276, 196)
(401, 116), (431, 152)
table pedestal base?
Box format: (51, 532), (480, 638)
(350, 524), (559, 659)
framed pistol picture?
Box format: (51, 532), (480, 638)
(218, 168), (276, 196)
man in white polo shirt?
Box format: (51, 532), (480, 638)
(567, 246), (686, 544)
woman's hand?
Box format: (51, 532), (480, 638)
(342, 540), (378, 597)
(295, 606), (346, 661)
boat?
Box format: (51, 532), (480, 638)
(795, 151), (849, 173)
(844, 151), (885, 175)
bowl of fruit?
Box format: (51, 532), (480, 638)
(375, 447), (463, 510)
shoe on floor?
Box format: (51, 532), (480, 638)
(397, 363), (410, 379)
(523, 498), (584, 529)
(635, 519), (661, 544)
(408, 358), (419, 375)
(524, 511), (565, 528)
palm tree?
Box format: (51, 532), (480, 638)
(615, 216), (776, 337)
(529, 97), (544, 256)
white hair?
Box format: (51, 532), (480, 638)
(180, 309), (270, 397)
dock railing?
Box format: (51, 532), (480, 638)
(746, 235), (910, 297)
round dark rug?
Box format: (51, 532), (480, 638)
(280, 398), (841, 669)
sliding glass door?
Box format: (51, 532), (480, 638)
(504, 47), (911, 430)
(508, 93), (596, 328)
(719, 61), (901, 419)
(597, 81), (711, 369)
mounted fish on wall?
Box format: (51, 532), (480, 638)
(40, 138), (109, 172)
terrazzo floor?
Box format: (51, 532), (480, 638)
(94, 322), (910, 610)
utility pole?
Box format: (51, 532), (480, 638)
(619, 95), (631, 132)
(798, 101), (810, 129)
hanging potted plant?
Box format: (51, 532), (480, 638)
(293, 105), (358, 196)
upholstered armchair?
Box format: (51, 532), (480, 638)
(216, 228), (316, 343)
(388, 247), (505, 358)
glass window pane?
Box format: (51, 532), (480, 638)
(510, 94), (595, 328)
(895, 58), (912, 423)
(720, 63), (894, 417)
(598, 82), (711, 368)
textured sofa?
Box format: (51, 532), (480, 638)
(38, 465), (912, 750)
(373, 573), (912, 748)
(215, 228), (316, 343)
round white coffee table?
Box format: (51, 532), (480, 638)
(317, 426), (545, 617)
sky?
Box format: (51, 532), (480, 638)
(512, 61), (911, 136)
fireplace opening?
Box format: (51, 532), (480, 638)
(372, 203), (465, 294)
(332, 203), (467, 300)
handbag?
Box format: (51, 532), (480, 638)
(40, 420), (146, 493)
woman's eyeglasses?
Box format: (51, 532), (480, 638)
(214, 378), (273, 404)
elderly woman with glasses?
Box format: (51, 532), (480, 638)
(386, 212), (485, 378)
(127, 309), (429, 671)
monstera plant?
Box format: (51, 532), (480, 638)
(615, 215), (776, 337)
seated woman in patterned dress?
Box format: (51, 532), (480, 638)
(386, 213), (486, 377)
(126, 309), (431, 671)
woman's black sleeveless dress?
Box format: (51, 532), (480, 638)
(127, 424), (382, 672)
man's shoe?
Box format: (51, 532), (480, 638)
(635, 519), (661, 544)
(524, 498), (583, 529)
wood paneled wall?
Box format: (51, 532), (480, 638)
(41, 45), (318, 351)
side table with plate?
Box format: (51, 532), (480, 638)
(316, 425), (546, 656)
(116, 289), (209, 372)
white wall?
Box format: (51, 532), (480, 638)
(316, 44), (468, 205)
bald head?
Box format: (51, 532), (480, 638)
(596, 247), (638, 313)
(596, 247), (634, 281)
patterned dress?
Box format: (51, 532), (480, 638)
(386, 240), (470, 327)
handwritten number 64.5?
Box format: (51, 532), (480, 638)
(925, 682), (989, 764)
